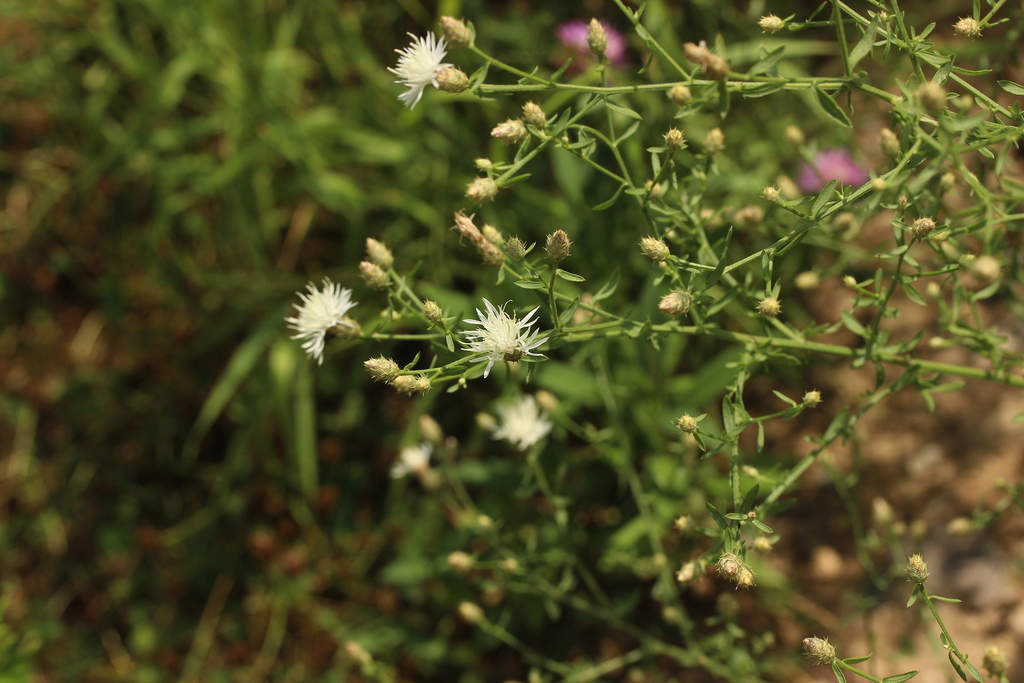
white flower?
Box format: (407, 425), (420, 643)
(493, 395), (552, 451)
(388, 32), (451, 109)
(285, 278), (358, 365)
(390, 443), (432, 478)
(461, 299), (548, 378)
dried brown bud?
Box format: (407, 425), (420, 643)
(545, 229), (572, 262)
(505, 236), (526, 261)
(911, 217), (936, 239)
(802, 637), (836, 665)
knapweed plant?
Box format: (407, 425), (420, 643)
(288, 1), (1023, 681)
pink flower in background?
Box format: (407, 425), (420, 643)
(797, 149), (869, 193)
(556, 20), (626, 66)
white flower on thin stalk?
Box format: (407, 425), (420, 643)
(461, 299), (548, 378)
(390, 443), (433, 479)
(493, 395), (552, 451)
(389, 32), (452, 109)
(285, 278), (358, 365)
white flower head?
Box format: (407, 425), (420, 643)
(388, 32), (452, 109)
(285, 278), (358, 365)
(493, 395), (552, 451)
(461, 298), (548, 378)
(390, 443), (433, 479)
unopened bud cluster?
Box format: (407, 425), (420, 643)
(522, 101), (547, 128)
(466, 177), (498, 203)
(364, 356), (400, 382)
(802, 390), (822, 407)
(359, 260), (389, 289)
(391, 374), (432, 395)
(586, 18), (607, 56)
(758, 15), (785, 33)
(435, 66), (469, 94)
(911, 217), (936, 239)
(660, 290), (693, 316)
(802, 637), (837, 665)
(664, 128), (686, 153)
(640, 236), (670, 262)
(668, 84), (692, 106)
(905, 554), (929, 583)
(757, 297), (782, 318)
(917, 82), (947, 113)
(440, 16), (473, 48)
(676, 413), (698, 433)
(491, 118), (528, 145)
(983, 645), (1007, 678)
(365, 238), (393, 269)
(423, 300), (443, 324)
(954, 17), (982, 38)
(545, 229), (572, 262)
(716, 552), (755, 588)
(704, 127), (725, 154)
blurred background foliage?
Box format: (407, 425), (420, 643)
(0, 0), (1019, 681)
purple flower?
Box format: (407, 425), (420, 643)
(797, 149), (869, 193)
(556, 20), (626, 66)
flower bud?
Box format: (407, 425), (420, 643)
(758, 15), (785, 33)
(505, 236), (526, 261)
(983, 645), (1007, 678)
(365, 238), (394, 269)
(940, 172), (956, 192)
(343, 641), (373, 665)
(423, 300), (443, 324)
(872, 497), (895, 526)
(946, 517), (972, 536)
(478, 240), (504, 266)
(911, 217), (936, 239)
(795, 271), (819, 289)
(953, 17), (982, 38)
(683, 42), (710, 65)
(447, 551), (474, 573)
(534, 389), (560, 412)
(640, 236), (671, 261)
(500, 558), (519, 572)
(905, 554), (929, 583)
(917, 82), (947, 113)
(880, 128), (900, 158)
(466, 177), (498, 203)
(675, 561), (698, 584)
(458, 601), (484, 624)
(645, 180), (666, 200)
(716, 552), (740, 578)
(545, 229), (572, 262)
(659, 290), (693, 316)
(474, 158), (493, 172)
(390, 374), (432, 395)
(435, 66), (469, 94)
(673, 515), (693, 534)
(491, 118), (528, 145)
(784, 125), (805, 146)
(663, 127), (686, 153)
(482, 223), (503, 245)
(419, 414), (443, 444)
(871, 177), (888, 192)
(522, 101), (547, 128)
(586, 18), (607, 56)
(704, 127), (725, 154)
(364, 356), (400, 382)
(843, 275), (857, 287)
(735, 564), (755, 588)
(676, 413), (698, 433)
(753, 537), (772, 553)
(762, 186), (782, 203)
(802, 390), (822, 407)
(668, 83), (692, 106)
(970, 255), (1001, 285)
(757, 297), (782, 317)
(704, 54), (729, 80)
(802, 637), (836, 665)
(440, 16), (473, 48)
(359, 260), (389, 289)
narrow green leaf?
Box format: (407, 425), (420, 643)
(998, 80), (1024, 96)
(964, 661), (982, 682)
(811, 179), (838, 218)
(907, 585), (920, 607)
(705, 502), (729, 530)
(593, 185), (626, 210)
(877, 244), (910, 259)
(558, 296), (581, 326)
(845, 654), (873, 665)
(949, 652), (967, 682)
(882, 672), (919, 683)
(751, 519), (773, 533)
(605, 100), (642, 120)
(593, 268), (620, 301)
(814, 85), (853, 127)
(848, 14), (879, 68)
(930, 595), (962, 603)
(832, 662), (848, 683)
(772, 390), (798, 406)
(749, 45), (786, 76)
(514, 280), (547, 290)
(556, 269), (586, 282)
(740, 82), (786, 98)
(702, 227), (732, 291)
(756, 422), (764, 452)
(902, 281), (926, 305)
(740, 483), (760, 514)
(839, 310), (866, 336)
